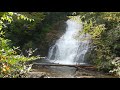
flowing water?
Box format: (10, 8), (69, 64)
(47, 16), (90, 65)
(29, 16), (116, 78)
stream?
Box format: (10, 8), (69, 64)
(27, 59), (116, 78)
(27, 16), (117, 78)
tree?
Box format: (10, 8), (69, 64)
(77, 12), (120, 76)
(0, 12), (38, 78)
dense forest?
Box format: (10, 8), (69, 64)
(0, 12), (120, 78)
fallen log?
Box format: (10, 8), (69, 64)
(32, 63), (96, 69)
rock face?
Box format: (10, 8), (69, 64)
(26, 66), (116, 78)
(27, 72), (49, 78)
(38, 20), (67, 57)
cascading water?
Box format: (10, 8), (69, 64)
(47, 16), (90, 65)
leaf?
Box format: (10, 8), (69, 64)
(0, 20), (3, 24)
(17, 16), (20, 20)
(20, 15), (25, 19)
(8, 12), (13, 16)
(0, 25), (2, 30)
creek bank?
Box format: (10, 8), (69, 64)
(26, 63), (117, 78)
(25, 59), (117, 78)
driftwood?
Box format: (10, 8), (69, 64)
(32, 63), (96, 69)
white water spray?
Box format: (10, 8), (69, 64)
(47, 16), (90, 65)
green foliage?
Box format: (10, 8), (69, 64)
(78, 12), (120, 76)
(0, 37), (39, 78)
(4, 12), (46, 48)
(0, 12), (69, 78)
(0, 12), (40, 78)
(4, 12), (69, 54)
(109, 57), (120, 76)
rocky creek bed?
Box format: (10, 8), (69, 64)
(25, 62), (117, 78)
(25, 59), (118, 78)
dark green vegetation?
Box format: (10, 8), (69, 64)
(5, 12), (70, 56)
(77, 12), (120, 76)
(0, 12), (120, 78)
(0, 12), (71, 78)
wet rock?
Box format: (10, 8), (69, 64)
(26, 64), (117, 78)
(74, 68), (116, 78)
(75, 76), (95, 78)
(27, 72), (49, 78)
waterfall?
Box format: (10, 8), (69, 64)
(47, 16), (90, 65)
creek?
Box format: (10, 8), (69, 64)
(28, 16), (116, 78)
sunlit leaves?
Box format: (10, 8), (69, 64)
(0, 12), (35, 37)
(83, 19), (93, 33)
(68, 15), (82, 24)
(102, 12), (120, 22)
(77, 12), (120, 76)
(0, 24), (2, 30)
(0, 37), (39, 78)
(19, 12), (45, 22)
(8, 12), (13, 16)
(1, 13), (13, 23)
(15, 13), (34, 22)
(89, 24), (105, 38)
(0, 12), (37, 78)
(110, 57), (120, 76)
